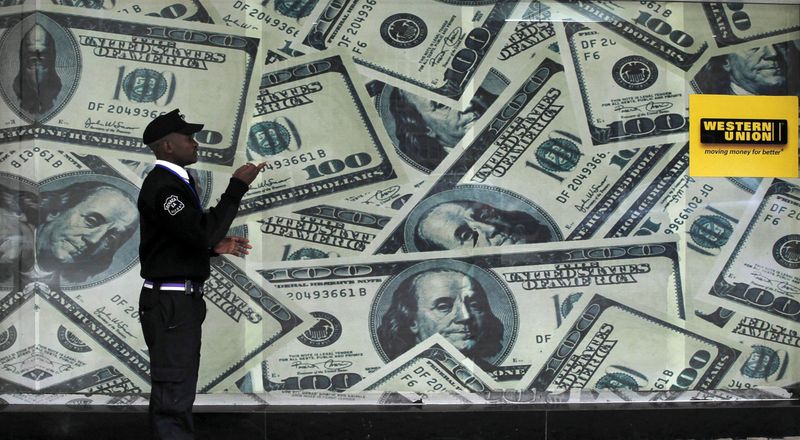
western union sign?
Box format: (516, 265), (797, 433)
(700, 118), (788, 145)
(689, 94), (797, 178)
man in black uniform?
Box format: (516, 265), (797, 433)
(137, 109), (265, 439)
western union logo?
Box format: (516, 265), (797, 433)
(700, 118), (787, 145)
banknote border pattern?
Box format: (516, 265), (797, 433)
(707, 178), (800, 324)
(0, 10), (260, 167)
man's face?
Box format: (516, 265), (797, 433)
(724, 45), (786, 94)
(403, 91), (478, 148)
(38, 187), (137, 265)
(418, 201), (536, 250)
(166, 132), (199, 167)
(410, 271), (488, 352)
(21, 24), (52, 86)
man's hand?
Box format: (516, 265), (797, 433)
(232, 161), (267, 185)
(213, 236), (252, 258)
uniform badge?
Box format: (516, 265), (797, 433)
(164, 195), (185, 215)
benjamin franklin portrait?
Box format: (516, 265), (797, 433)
(403, 186), (562, 252)
(372, 259), (517, 370)
(35, 177), (140, 285)
(692, 40), (800, 96)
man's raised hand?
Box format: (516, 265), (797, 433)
(232, 161), (267, 185)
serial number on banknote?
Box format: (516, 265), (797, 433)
(86, 101), (166, 120)
(5, 146), (69, 169)
(264, 149), (329, 171)
(637, 1), (675, 18)
(337, 0), (379, 51)
(286, 288), (369, 301)
(243, 8), (304, 37)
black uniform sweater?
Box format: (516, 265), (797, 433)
(138, 165), (248, 282)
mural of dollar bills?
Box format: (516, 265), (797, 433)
(0, 0), (798, 406)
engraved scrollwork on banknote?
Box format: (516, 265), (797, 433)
(297, 311), (343, 348)
(57, 325), (92, 353)
(701, 2), (800, 47)
(0, 325), (16, 351)
(303, 0), (518, 105)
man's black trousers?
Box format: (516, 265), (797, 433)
(139, 285), (207, 440)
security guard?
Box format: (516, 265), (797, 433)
(137, 109), (265, 439)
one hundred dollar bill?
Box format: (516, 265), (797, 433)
(0, 288), (148, 394)
(213, 0), (315, 60)
(349, 333), (496, 401)
(0, 146), (157, 392)
(300, 0), (521, 107)
(499, 1), (557, 63)
(554, 1), (799, 76)
(368, 69), (509, 176)
(0, 5), (261, 167)
(350, 67), (512, 214)
(246, 204), (390, 262)
(700, 2), (800, 49)
(317, 55), (519, 217)
(524, 293), (739, 393)
(700, 178), (800, 326)
(121, 158), (391, 263)
(1, 0), (222, 23)
(368, 57), (688, 255)
(577, 144), (759, 294)
(197, 257), (313, 392)
(677, 177), (759, 295)
(240, 237), (682, 391)
(552, 1), (712, 73)
(691, 302), (799, 390)
(598, 159), (758, 246)
(555, 21), (688, 151)
(690, 37), (800, 98)
(367, 1), (551, 215)
(0, 146), (313, 393)
(240, 51), (407, 210)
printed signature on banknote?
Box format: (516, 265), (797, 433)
(253, 177), (293, 191)
(614, 101), (674, 114)
(751, 272), (800, 296)
(84, 118), (136, 134)
(291, 359), (354, 372)
(93, 306), (136, 339)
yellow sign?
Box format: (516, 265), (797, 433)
(689, 94), (798, 177)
